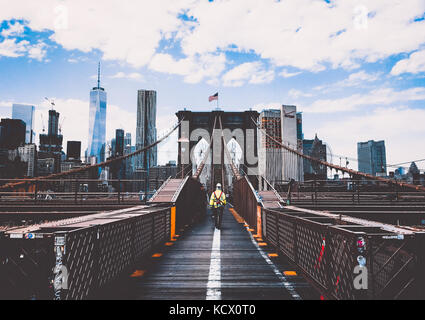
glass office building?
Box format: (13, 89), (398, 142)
(136, 90), (157, 169)
(357, 140), (387, 176)
(12, 104), (35, 143)
(87, 64), (107, 164)
(115, 129), (124, 157)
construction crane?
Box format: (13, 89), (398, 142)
(44, 97), (55, 110)
(59, 116), (66, 135)
(40, 114), (45, 133)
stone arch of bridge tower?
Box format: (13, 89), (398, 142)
(176, 110), (260, 189)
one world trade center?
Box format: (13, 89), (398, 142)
(87, 63), (107, 164)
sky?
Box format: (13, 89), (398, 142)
(0, 0), (424, 170)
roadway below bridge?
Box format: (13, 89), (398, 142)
(99, 206), (319, 300)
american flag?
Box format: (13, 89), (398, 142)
(209, 92), (218, 102)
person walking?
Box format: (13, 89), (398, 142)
(209, 183), (226, 229)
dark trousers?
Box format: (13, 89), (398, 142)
(212, 206), (224, 228)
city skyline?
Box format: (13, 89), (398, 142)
(0, 1), (424, 168)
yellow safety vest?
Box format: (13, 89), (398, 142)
(210, 190), (226, 208)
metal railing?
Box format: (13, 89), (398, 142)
(0, 205), (173, 300)
(262, 206), (425, 300)
(0, 169), (207, 300)
(231, 170), (425, 299)
(233, 176), (261, 230)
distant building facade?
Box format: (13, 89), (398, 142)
(0, 118), (26, 149)
(281, 105), (303, 182)
(303, 135), (327, 181)
(38, 110), (63, 174)
(124, 143), (136, 180)
(258, 106), (304, 188)
(18, 144), (37, 177)
(148, 163), (178, 191)
(37, 158), (55, 176)
(67, 141), (81, 161)
(115, 129), (124, 157)
(12, 104), (35, 143)
(136, 90), (157, 169)
(357, 140), (387, 176)
(258, 109), (283, 188)
(124, 132), (132, 148)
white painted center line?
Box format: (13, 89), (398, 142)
(206, 227), (221, 300)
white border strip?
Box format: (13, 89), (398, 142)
(247, 228), (302, 300)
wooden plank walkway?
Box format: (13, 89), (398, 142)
(128, 207), (319, 300)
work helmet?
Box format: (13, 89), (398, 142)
(216, 183), (222, 190)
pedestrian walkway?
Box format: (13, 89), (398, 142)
(131, 206), (318, 300)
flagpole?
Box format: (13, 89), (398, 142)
(217, 92), (219, 110)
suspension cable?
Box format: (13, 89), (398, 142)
(252, 117), (425, 192)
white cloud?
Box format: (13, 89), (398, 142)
(341, 70), (380, 86)
(313, 70), (381, 93)
(0, 101), (13, 108)
(109, 72), (144, 81)
(303, 87), (425, 113)
(0, 101), (13, 120)
(183, 0), (425, 72)
(288, 89), (312, 99)
(0, 37), (48, 60)
(27, 41), (47, 61)
(0, 0), (195, 67)
(391, 49), (425, 75)
(1, 0), (423, 82)
(312, 107), (425, 170)
(222, 62), (274, 87)
(1, 21), (25, 38)
(280, 69), (302, 78)
(0, 38), (29, 57)
(0, 19), (48, 60)
(149, 52), (226, 84)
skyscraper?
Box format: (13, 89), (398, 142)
(12, 104), (35, 143)
(136, 90), (157, 169)
(48, 109), (59, 136)
(115, 129), (124, 157)
(258, 109), (283, 188)
(124, 132), (132, 148)
(281, 105), (303, 181)
(87, 63), (107, 164)
(0, 119), (26, 149)
(18, 144), (36, 177)
(303, 135), (327, 181)
(357, 140), (387, 176)
(39, 109), (63, 173)
(67, 141), (81, 161)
